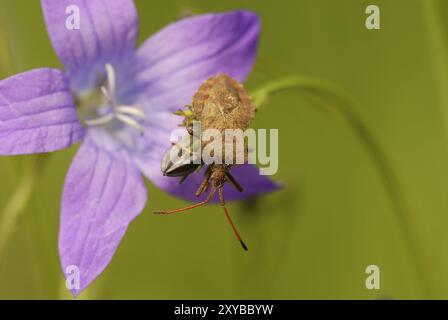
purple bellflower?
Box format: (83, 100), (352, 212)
(0, 0), (279, 296)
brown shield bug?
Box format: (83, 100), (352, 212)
(154, 74), (256, 251)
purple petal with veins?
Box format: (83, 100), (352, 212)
(60, 134), (147, 297)
(41, 0), (138, 90)
(124, 10), (260, 113)
(0, 68), (84, 154)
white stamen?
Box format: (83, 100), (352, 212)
(116, 113), (145, 134)
(105, 63), (116, 96)
(84, 113), (114, 126)
(116, 106), (147, 119)
(100, 86), (114, 105)
(83, 63), (146, 134)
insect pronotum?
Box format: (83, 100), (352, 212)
(154, 74), (256, 251)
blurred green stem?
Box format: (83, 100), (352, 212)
(421, 0), (448, 144)
(0, 19), (14, 76)
(252, 76), (432, 297)
(0, 156), (48, 259)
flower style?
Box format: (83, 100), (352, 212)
(0, 0), (279, 296)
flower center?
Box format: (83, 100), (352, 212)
(77, 64), (146, 134)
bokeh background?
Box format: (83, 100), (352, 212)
(1, 0), (448, 299)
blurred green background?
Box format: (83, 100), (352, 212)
(1, 0), (448, 299)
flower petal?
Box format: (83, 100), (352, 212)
(41, 0), (138, 90)
(0, 68), (84, 155)
(59, 134), (147, 297)
(123, 10), (260, 111)
(134, 148), (280, 204)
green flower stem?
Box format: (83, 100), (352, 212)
(251, 76), (433, 297)
(0, 20), (14, 76)
(421, 0), (448, 144)
(0, 155), (48, 259)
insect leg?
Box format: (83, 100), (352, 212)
(154, 186), (216, 215)
(195, 166), (212, 197)
(218, 187), (248, 251)
(179, 172), (192, 184)
(225, 172), (244, 192)
(195, 162), (205, 173)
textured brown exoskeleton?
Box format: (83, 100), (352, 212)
(154, 74), (256, 250)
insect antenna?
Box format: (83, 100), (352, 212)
(154, 186), (216, 215)
(218, 187), (248, 251)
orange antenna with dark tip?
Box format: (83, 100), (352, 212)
(154, 185), (248, 251)
(153, 186), (216, 215)
(218, 187), (248, 251)
(222, 204), (248, 251)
